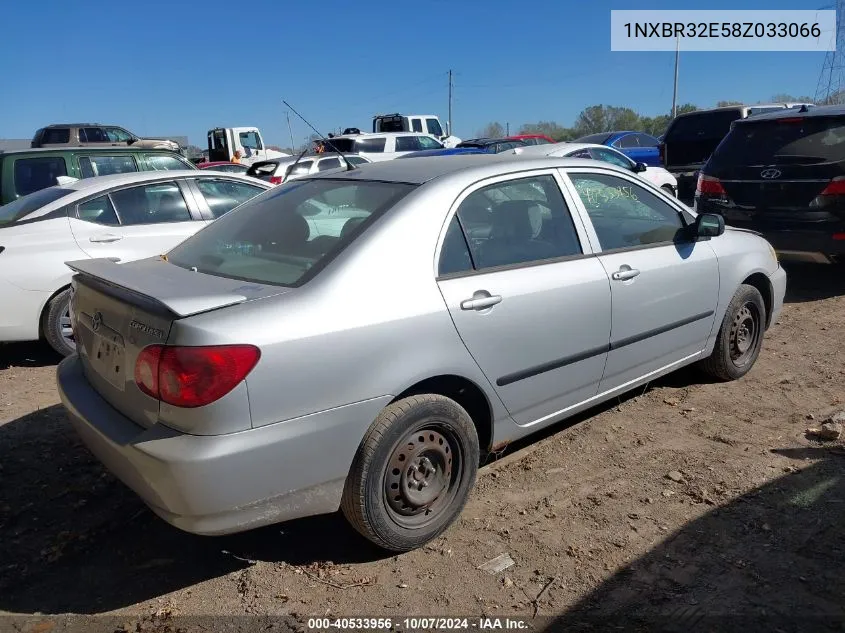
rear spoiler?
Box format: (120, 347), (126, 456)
(65, 257), (252, 318)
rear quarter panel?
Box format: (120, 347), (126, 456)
(167, 181), (511, 447)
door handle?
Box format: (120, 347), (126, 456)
(611, 267), (641, 281)
(460, 294), (502, 311)
(89, 234), (122, 243)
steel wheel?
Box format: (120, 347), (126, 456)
(384, 425), (462, 529)
(728, 301), (760, 367)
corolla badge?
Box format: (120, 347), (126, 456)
(760, 168), (782, 179)
(91, 311), (103, 332)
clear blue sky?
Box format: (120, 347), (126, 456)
(0, 0), (829, 147)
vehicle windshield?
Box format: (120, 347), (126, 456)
(0, 187), (74, 224)
(711, 117), (845, 166)
(666, 110), (741, 141)
(167, 179), (416, 287)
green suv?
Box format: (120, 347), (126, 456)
(0, 147), (196, 205)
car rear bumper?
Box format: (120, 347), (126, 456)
(57, 355), (392, 536)
(723, 224), (845, 262)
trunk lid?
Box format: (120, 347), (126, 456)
(664, 109), (743, 170)
(68, 256), (287, 428)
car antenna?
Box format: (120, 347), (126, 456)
(283, 100), (357, 171)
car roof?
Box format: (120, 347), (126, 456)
(734, 103), (841, 123)
(17, 171), (270, 221)
(42, 123), (116, 128)
(305, 154), (628, 186)
(0, 146), (179, 156)
(329, 132), (436, 140)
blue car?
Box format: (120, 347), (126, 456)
(397, 147), (491, 159)
(574, 131), (662, 166)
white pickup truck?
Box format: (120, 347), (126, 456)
(372, 113), (461, 148)
(207, 127), (290, 165)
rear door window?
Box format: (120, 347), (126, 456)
(615, 134), (639, 148)
(411, 119), (423, 133)
(79, 155), (138, 177)
(110, 182), (192, 225)
(711, 117), (845, 166)
(42, 128), (70, 144)
(13, 157), (68, 197)
(194, 178), (266, 218)
(79, 127), (109, 143)
(317, 157), (341, 171)
(286, 160), (314, 178)
(354, 137), (386, 153)
(77, 195), (120, 225)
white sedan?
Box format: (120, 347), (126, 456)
(0, 171), (271, 355)
(508, 142), (679, 197)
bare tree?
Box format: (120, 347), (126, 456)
(476, 122), (505, 138)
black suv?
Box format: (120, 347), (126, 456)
(695, 105), (845, 263)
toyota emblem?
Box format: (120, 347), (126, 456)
(760, 168), (782, 179)
(92, 311), (103, 333)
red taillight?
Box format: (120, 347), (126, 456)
(269, 176), (283, 185)
(833, 233), (845, 241)
(818, 176), (845, 196)
(696, 173), (727, 196)
(134, 345), (260, 408)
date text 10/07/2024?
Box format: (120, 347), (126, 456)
(306, 617), (530, 630)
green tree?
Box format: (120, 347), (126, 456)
(716, 100), (743, 107)
(572, 105), (640, 136)
(477, 122), (505, 138)
(518, 121), (574, 141)
(770, 93), (813, 103)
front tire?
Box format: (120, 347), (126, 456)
(42, 288), (76, 357)
(341, 394), (479, 552)
(700, 284), (766, 381)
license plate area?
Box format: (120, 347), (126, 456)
(81, 315), (126, 391)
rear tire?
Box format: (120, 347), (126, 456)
(341, 394), (479, 552)
(700, 284), (766, 381)
(42, 288), (75, 357)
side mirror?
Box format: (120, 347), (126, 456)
(694, 213), (725, 238)
(633, 161), (647, 173)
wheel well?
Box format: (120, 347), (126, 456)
(393, 375), (493, 453)
(742, 272), (773, 328)
(38, 285), (70, 337)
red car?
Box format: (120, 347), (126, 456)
(506, 134), (555, 146)
(197, 161), (250, 174)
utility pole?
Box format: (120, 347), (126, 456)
(506, 122), (510, 135)
(448, 69), (453, 136)
(671, 35), (679, 118)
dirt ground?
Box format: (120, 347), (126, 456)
(0, 262), (844, 633)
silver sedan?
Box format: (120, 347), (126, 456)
(57, 155), (786, 551)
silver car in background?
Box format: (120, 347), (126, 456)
(57, 156), (786, 552)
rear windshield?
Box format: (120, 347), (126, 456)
(666, 110), (742, 141)
(167, 179), (416, 287)
(14, 156), (69, 196)
(711, 117), (845, 166)
(575, 132), (613, 144)
(0, 187), (73, 225)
